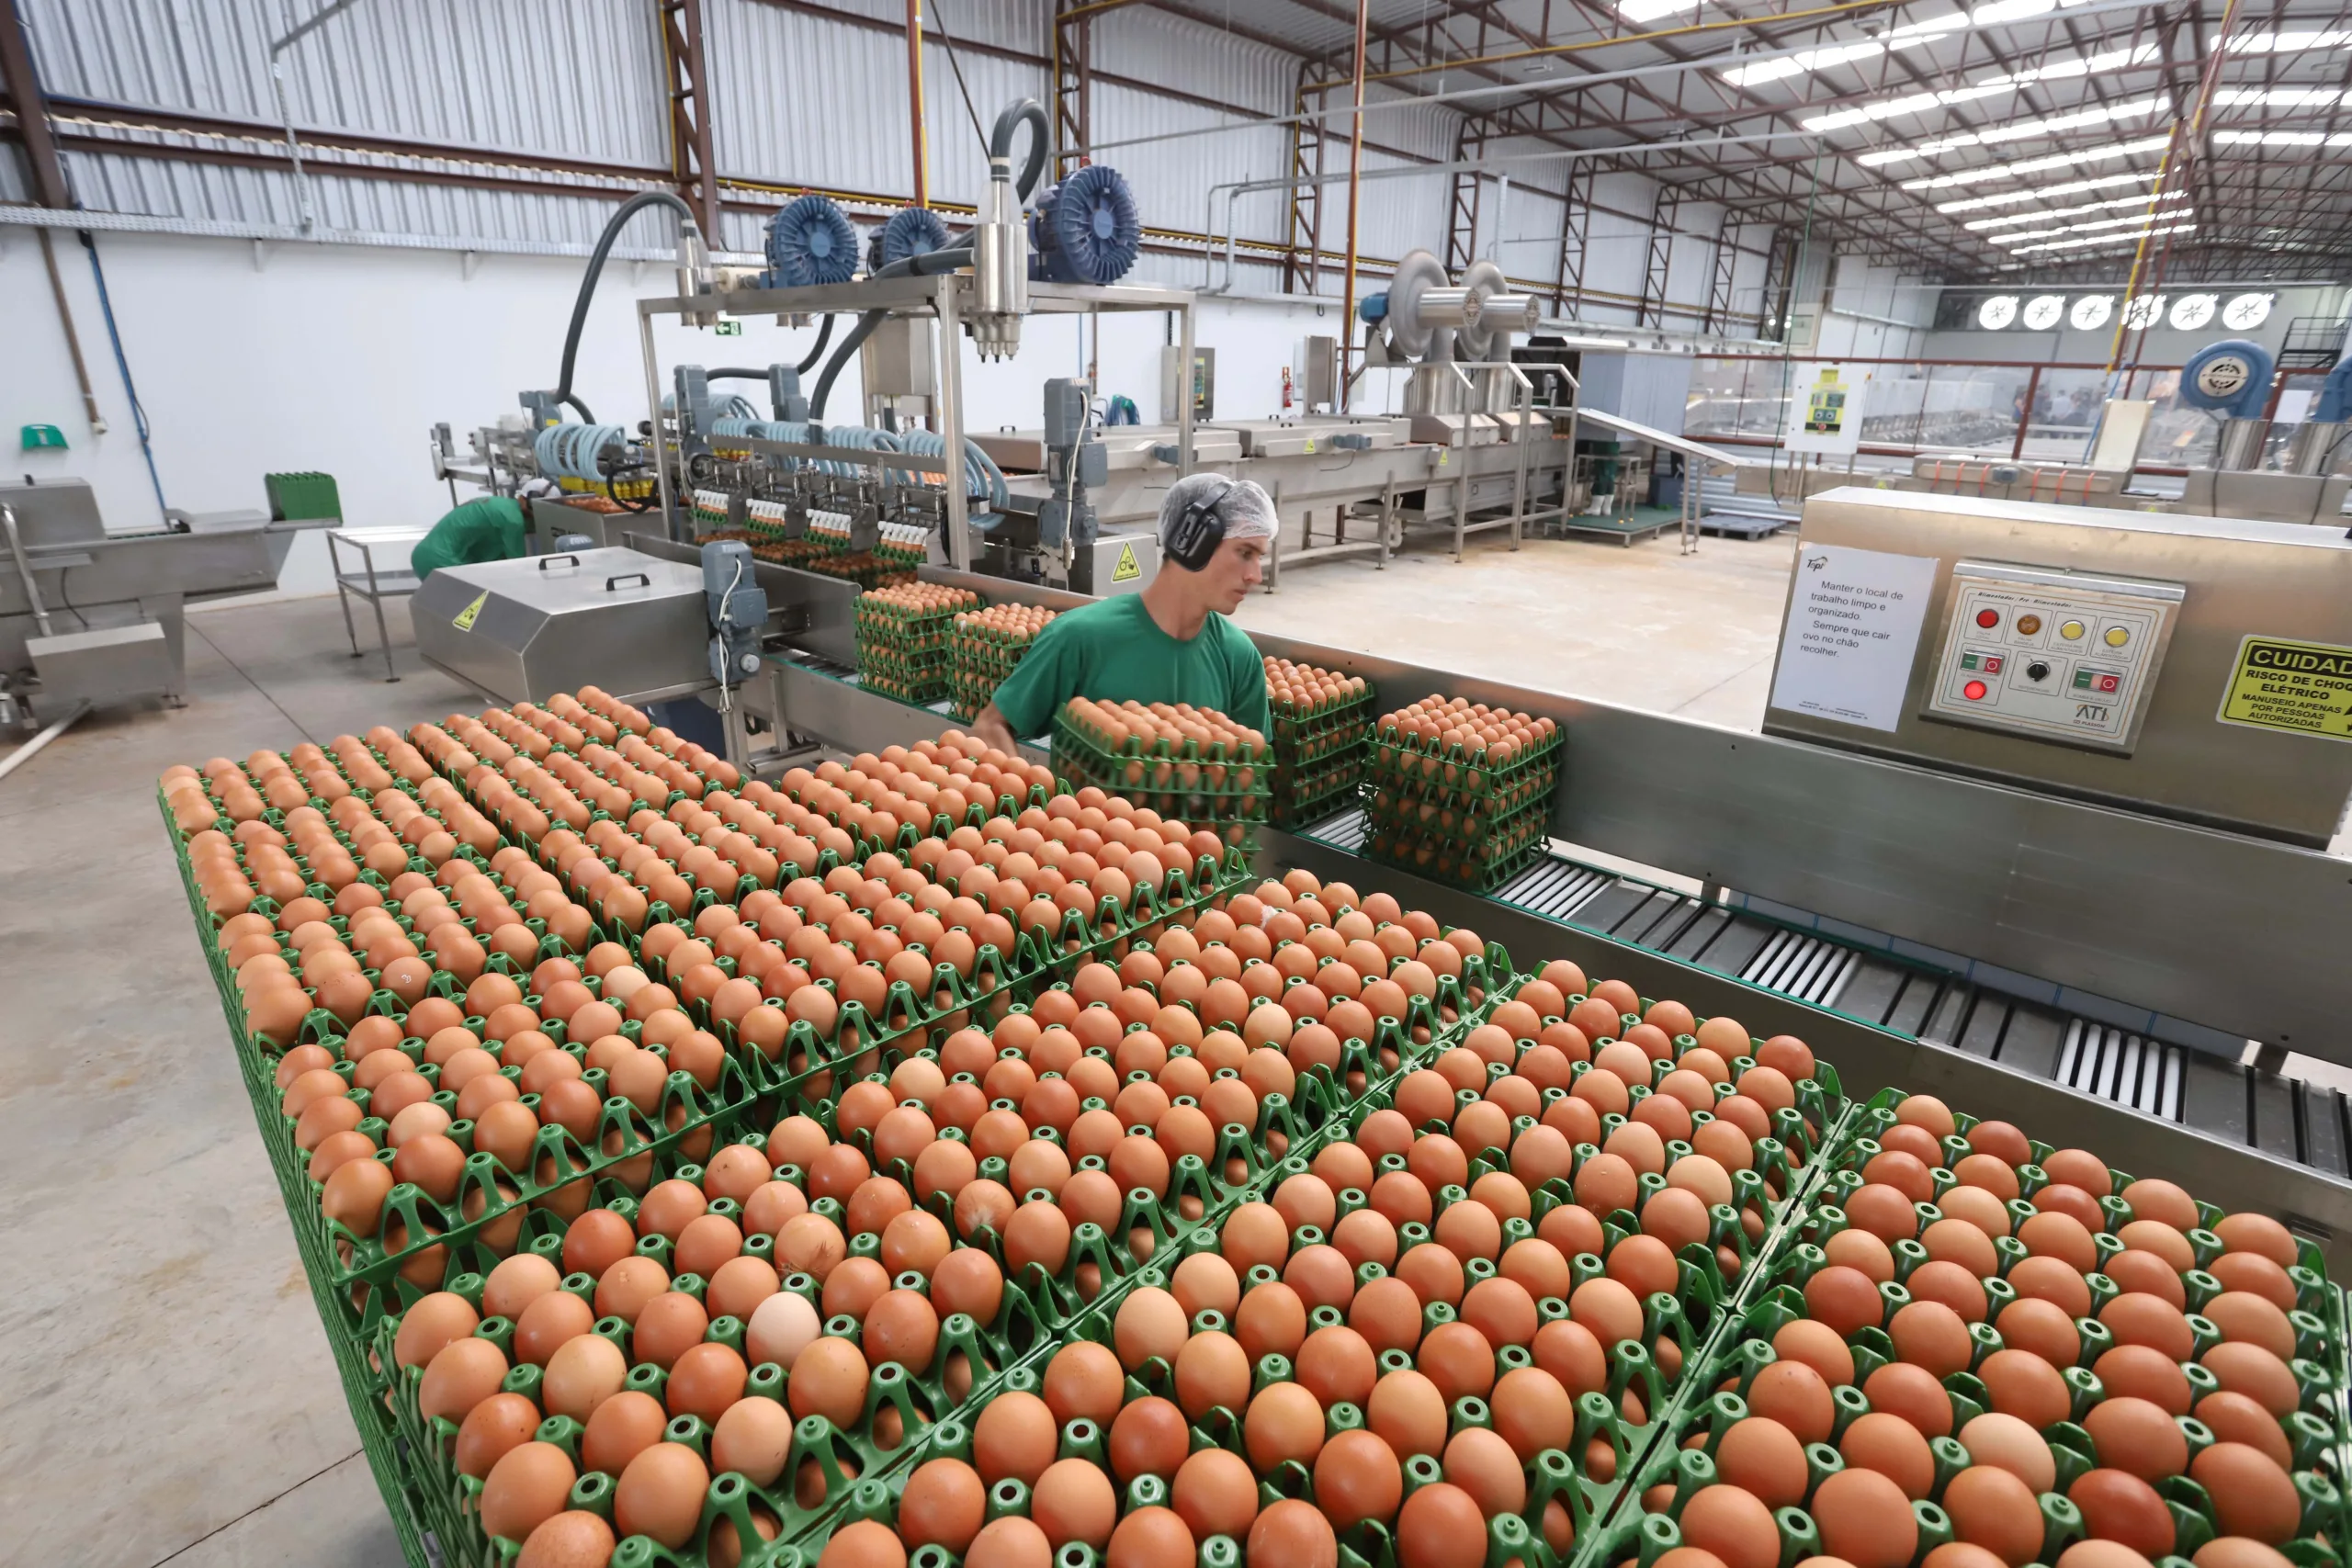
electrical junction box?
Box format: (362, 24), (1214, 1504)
(1921, 562), (2182, 754)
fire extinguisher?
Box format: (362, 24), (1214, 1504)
(1281, 366), (1295, 410)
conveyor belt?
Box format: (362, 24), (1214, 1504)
(1295, 804), (2352, 1179)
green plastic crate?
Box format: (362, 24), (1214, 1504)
(265, 470), (342, 522)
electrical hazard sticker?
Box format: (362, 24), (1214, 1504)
(452, 591), (488, 632)
(2216, 634), (2352, 742)
(1112, 543), (1142, 582)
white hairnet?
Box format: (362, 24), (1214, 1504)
(1158, 473), (1277, 548)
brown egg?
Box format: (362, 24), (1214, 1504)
(1035, 1455), (1120, 1549)
(1860, 1361), (1952, 1438)
(974, 1390), (1058, 1485)
(1842, 1411), (1935, 1498)
(2056, 1544), (2163, 1568)
(542, 1332), (628, 1421)
(667, 1340), (748, 1423)
(2082, 1396), (2187, 1481)
(1397, 1482), (1489, 1568)
(1957, 1412), (2055, 1492)
(1815, 1466), (1919, 1568)
(420, 1336), (510, 1425)
(1993, 1296), (2082, 1367)
(2214, 1213), (2298, 1269)
(2192, 1444), (2303, 1545)
(1173, 1447), (1260, 1541)
(1976, 1348), (2070, 1429)
(2102, 1293), (2193, 1360)
(789, 1337), (870, 1430)
(1313, 1429), (1404, 1529)
(1114, 1287), (1190, 1372)
(2196, 1543), (2297, 1568)
(1716, 1416), (1808, 1506)
(614, 1442), (710, 1549)
(2196, 1389), (2296, 1467)
(1772, 1320), (1856, 1386)
(456, 1392), (544, 1480)
(395, 1292), (481, 1371)
(1366, 1369), (1450, 1459)
(1107, 1506), (1195, 1568)
(1944, 1463), (2043, 1566)
(481, 1441), (578, 1543)
(1889, 1300), (1973, 1377)
(582, 1389), (671, 1476)
(964, 1517), (1049, 1568)
(1490, 1366), (1573, 1463)
(514, 1290), (596, 1367)
(2206, 1292), (2297, 1362)
(711, 1395), (796, 1487)
(1679, 1483), (1781, 1568)
(2094, 1345), (2191, 1415)
(1803, 1264), (1884, 1337)
(1747, 1359), (1836, 1443)
(1248, 1499), (1338, 1568)
(824, 1518), (912, 1568)
(899, 1457), (988, 1553)
(2071, 1469), (2176, 1557)
(630, 1291), (709, 1371)
(1245, 1381), (1327, 1474)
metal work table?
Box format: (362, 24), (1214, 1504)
(327, 525), (428, 682)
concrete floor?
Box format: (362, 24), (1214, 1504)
(0, 532), (1798, 1566)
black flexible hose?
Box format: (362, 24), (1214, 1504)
(991, 98), (1049, 200)
(795, 313), (837, 374)
(556, 189), (699, 423)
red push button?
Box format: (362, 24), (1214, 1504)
(1963, 680), (1988, 701)
(2097, 673), (2120, 694)
(1976, 609), (2001, 628)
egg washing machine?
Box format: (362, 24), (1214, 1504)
(1761, 486), (2352, 848)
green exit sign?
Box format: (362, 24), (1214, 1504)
(713, 320), (741, 336)
(21, 423), (66, 450)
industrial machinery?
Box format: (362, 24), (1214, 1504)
(1761, 486), (2352, 845)
(0, 479), (322, 730)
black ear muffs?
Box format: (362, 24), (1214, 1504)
(1164, 479), (1237, 571)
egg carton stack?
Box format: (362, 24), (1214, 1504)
(782, 908), (1855, 1568)
(689, 489), (734, 535)
(854, 583), (982, 706)
(1051, 699), (1272, 852)
(1362, 696), (1563, 891)
(948, 602), (1057, 722)
(808, 551), (918, 592)
(1579, 1089), (2350, 1568)
(741, 498), (794, 543)
(1264, 657), (1377, 829)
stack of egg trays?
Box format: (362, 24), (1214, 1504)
(1049, 714), (1273, 850)
(1570, 1080), (2351, 1568)
(1269, 684), (1377, 830)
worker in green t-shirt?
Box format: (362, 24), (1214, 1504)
(975, 473), (1275, 752)
(410, 492), (531, 580)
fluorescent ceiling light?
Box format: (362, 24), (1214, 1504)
(1723, 39), (1899, 86)
(1717, 0), (2114, 90)
(1962, 187), (2186, 230)
(1856, 96), (2167, 164)
(1936, 170), (2157, 211)
(2214, 87), (2352, 107)
(1799, 44), (2156, 130)
(2214, 128), (2352, 147)
(1618, 0), (1700, 23)
(2222, 29), (2352, 53)
(2008, 220), (2194, 254)
(1988, 207), (2195, 243)
(1899, 133), (2170, 189)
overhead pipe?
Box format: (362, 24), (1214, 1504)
(1339, 0), (1369, 411)
(266, 0), (377, 234)
(1201, 130), (1833, 297)
(906, 0), (929, 208)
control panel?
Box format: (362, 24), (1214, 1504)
(1920, 560), (2184, 753)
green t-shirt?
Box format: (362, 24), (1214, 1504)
(989, 594), (1269, 740)
(411, 495), (529, 579)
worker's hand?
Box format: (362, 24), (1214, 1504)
(973, 703), (1022, 760)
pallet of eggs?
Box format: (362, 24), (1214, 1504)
(855, 584), (983, 706)
(767, 974), (1845, 1568)
(1363, 696), (1563, 891)
(948, 602), (1057, 722)
(1265, 657), (1377, 829)
(1054, 700), (1272, 851)
(1587, 1087), (2347, 1568)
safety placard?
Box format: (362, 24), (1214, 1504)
(452, 591), (488, 631)
(1112, 543), (1142, 582)
(2216, 634), (2352, 742)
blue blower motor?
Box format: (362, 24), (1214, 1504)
(1030, 164), (1143, 285)
(874, 206), (954, 270)
(2177, 338), (2276, 419)
(764, 194), (860, 288)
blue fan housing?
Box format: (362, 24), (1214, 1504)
(1030, 164), (1142, 285)
(765, 194), (859, 288)
(877, 206), (954, 269)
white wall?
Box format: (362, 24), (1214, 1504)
(2, 229), (1380, 596)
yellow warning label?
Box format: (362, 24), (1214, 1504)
(1302, 438), (1317, 455)
(452, 591), (488, 632)
(2216, 634), (2352, 742)
(1111, 543), (1142, 582)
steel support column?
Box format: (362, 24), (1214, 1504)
(657, 0), (720, 236)
(1758, 225), (1795, 340)
(1553, 163), (1592, 316)
(1051, 0), (1090, 177)
(1283, 70), (1327, 293)
(1636, 186), (1679, 329)
(1337, 0), (1368, 409)
(1444, 120), (1487, 276)
(0, 0), (68, 208)
(906, 0), (928, 205)
(1702, 214), (1739, 333)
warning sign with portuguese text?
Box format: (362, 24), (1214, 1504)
(2216, 634), (2352, 742)
(452, 591), (488, 632)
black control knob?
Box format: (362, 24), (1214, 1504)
(2027, 660), (2052, 682)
